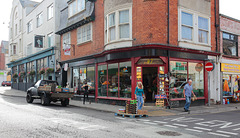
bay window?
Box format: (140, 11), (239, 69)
(180, 9), (210, 45)
(105, 8), (131, 43)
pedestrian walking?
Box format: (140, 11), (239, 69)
(135, 82), (145, 110)
(183, 80), (196, 112)
(81, 81), (90, 104)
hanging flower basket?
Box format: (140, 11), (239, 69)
(46, 68), (54, 74)
(19, 71), (26, 78)
(39, 68), (45, 75)
(7, 71), (11, 75)
(30, 70), (36, 76)
(13, 73), (18, 78)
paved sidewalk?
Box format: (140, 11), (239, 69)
(1, 86), (240, 116)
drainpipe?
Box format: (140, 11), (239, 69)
(167, 0), (170, 44)
(215, 0), (218, 52)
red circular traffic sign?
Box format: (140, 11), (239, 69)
(205, 62), (214, 72)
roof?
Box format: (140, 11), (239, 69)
(220, 14), (240, 23)
(19, 0), (39, 8)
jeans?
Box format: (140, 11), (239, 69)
(184, 96), (191, 111)
(137, 96), (144, 110)
(83, 92), (89, 104)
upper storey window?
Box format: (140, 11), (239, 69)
(69, 0), (85, 18)
(179, 9), (210, 45)
(48, 4), (54, 20)
(223, 32), (238, 56)
(105, 8), (132, 44)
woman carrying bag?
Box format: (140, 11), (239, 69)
(135, 82), (145, 110)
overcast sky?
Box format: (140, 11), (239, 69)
(0, 0), (239, 42)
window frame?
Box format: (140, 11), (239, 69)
(77, 23), (92, 45)
(63, 32), (71, 50)
(36, 12), (43, 27)
(27, 20), (32, 33)
(47, 32), (54, 47)
(104, 8), (132, 44)
(179, 8), (211, 46)
(47, 4), (54, 20)
(222, 32), (238, 57)
(68, 0), (86, 18)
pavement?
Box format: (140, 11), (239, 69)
(1, 86), (240, 117)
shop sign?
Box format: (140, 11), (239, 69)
(137, 58), (163, 65)
(34, 35), (44, 48)
(221, 63), (240, 73)
(136, 67), (142, 81)
(195, 63), (203, 72)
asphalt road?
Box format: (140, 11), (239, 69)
(0, 87), (240, 138)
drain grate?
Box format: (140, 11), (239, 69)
(157, 131), (182, 136)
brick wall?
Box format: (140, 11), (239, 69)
(0, 46), (5, 70)
(61, 0), (104, 62)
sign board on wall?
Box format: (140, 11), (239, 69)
(221, 63), (240, 73)
(64, 44), (71, 55)
(34, 35), (44, 48)
(136, 67), (142, 81)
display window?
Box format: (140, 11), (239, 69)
(222, 74), (240, 97)
(97, 61), (132, 99)
(170, 60), (204, 99)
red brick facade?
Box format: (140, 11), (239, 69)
(0, 43), (5, 70)
(61, 0), (219, 62)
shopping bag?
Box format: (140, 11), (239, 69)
(191, 95), (197, 101)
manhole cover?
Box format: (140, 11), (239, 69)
(157, 131), (182, 136)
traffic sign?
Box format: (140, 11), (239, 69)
(205, 62), (214, 72)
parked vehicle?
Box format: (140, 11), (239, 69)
(1, 81), (11, 86)
(26, 80), (74, 106)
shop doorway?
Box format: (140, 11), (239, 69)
(142, 67), (158, 103)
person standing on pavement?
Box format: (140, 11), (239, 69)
(81, 81), (91, 104)
(183, 80), (196, 112)
(135, 82), (145, 110)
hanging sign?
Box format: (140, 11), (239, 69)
(136, 67), (142, 81)
(34, 35), (44, 48)
(64, 43), (71, 55)
(195, 63), (203, 72)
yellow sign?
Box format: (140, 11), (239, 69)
(136, 67), (142, 81)
(221, 63), (240, 73)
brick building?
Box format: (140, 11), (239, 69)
(0, 41), (9, 83)
(219, 14), (240, 104)
(56, 0), (220, 106)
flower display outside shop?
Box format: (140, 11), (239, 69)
(19, 71), (26, 78)
(39, 68), (45, 75)
(30, 70), (36, 76)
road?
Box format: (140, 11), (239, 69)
(0, 87), (240, 138)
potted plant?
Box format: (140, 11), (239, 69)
(46, 68), (54, 74)
(30, 70), (36, 76)
(19, 71), (26, 78)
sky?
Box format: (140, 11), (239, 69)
(0, 0), (239, 42)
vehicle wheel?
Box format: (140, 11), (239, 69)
(61, 98), (69, 107)
(26, 93), (34, 103)
(41, 94), (50, 106)
(5, 85), (7, 87)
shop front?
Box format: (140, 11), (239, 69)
(64, 47), (212, 107)
(221, 63), (240, 104)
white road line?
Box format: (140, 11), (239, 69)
(143, 122), (158, 125)
(185, 128), (203, 133)
(153, 121), (168, 124)
(193, 127), (212, 131)
(216, 130), (238, 135)
(115, 117), (125, 120)
(164, 125), (178, 128)
(139, 119), (150, 122)
(233, 128), (240, 131)
(208, 132), (230, 137)
(173, 123), (188, 127)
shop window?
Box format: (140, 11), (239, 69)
(170, 61), (188, 98)
(87, 66), (95, 91)
(223, 32), (238, 56)
(98, 65), (107, 96)
(12, 66), (17, 83)
(222, 74), (240, 98)
(73, 68), (79, 92)
(188, 63), (204, 97)
(108, 63), (119, 97)
(19, 64), (24, 82)
(79, 67), (87, 91)
(120, 61), (131, 98)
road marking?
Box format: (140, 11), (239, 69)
(153, 121), (168, 124)
(139, 119), (150, 122)
(216, 130), (238, 135)
(193, 127), (212, 131)
(164, 125), (178, 128)
(143, 122), (158, 125)
(173, 123), (188, 127)
(185, 128), (203, 133)
(208, 132), (230, 137)
(233, 128), (240, 131)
